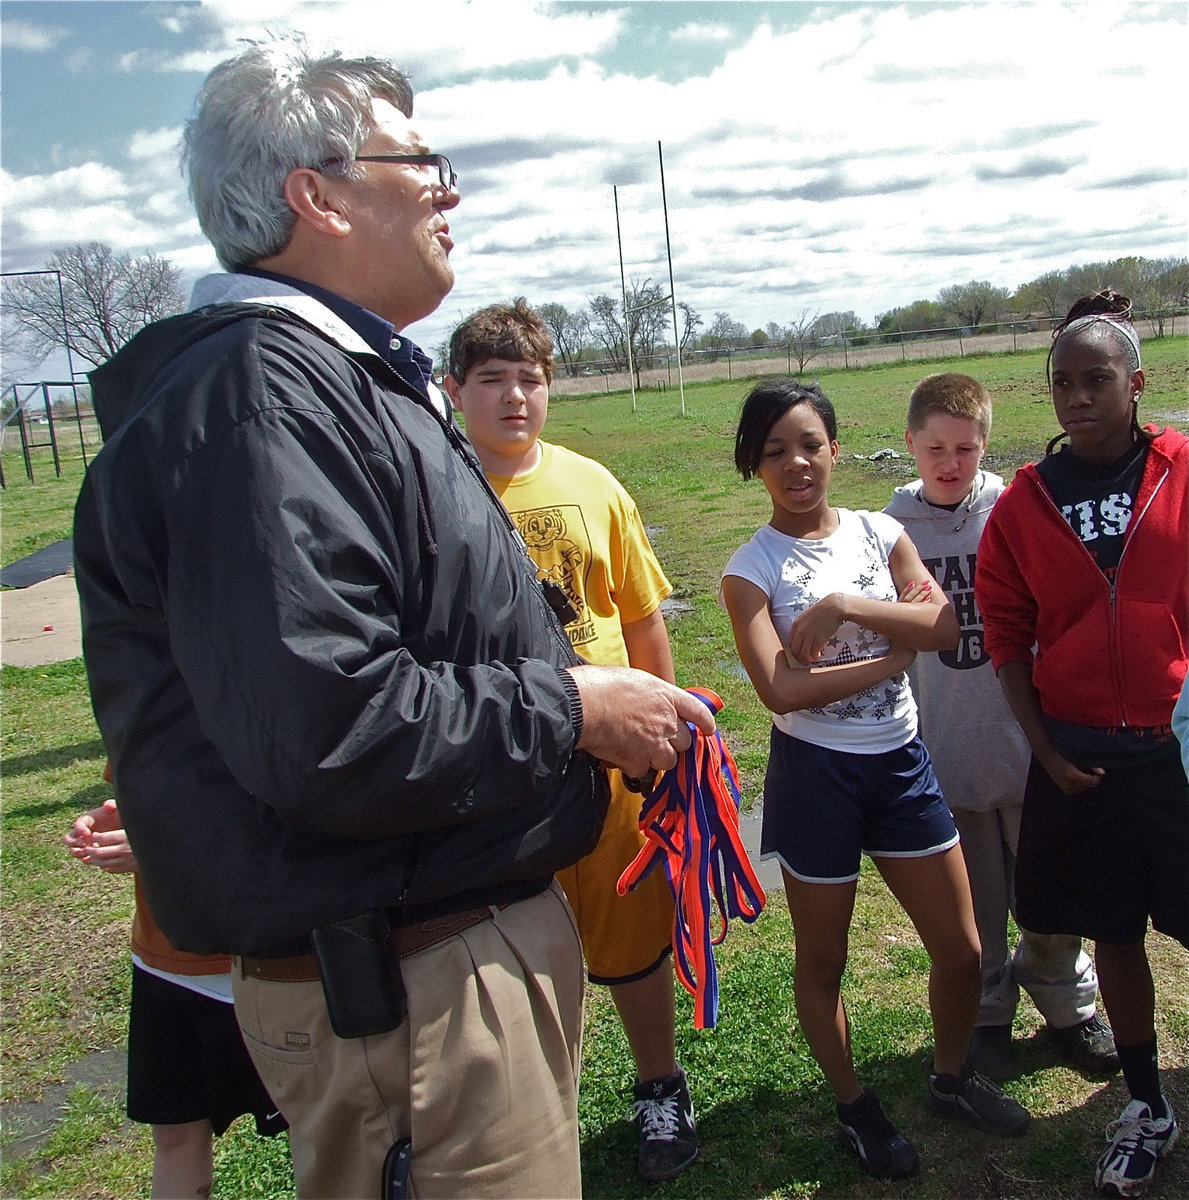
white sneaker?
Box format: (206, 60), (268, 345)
(1095, 1097), (1179, 1196)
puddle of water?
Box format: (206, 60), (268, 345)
(714, 657), (751, 681)
(659, 596), (694, 617)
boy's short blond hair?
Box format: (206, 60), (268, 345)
(447, 298), (554, 384)
(906, 373), (992, 440)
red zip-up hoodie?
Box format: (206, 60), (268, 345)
(976, 426), (1188, 730)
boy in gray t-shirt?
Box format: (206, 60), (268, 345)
(884, 372), (1116, 1080)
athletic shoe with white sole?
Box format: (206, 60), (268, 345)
(1095, 1097), (1179, 1196)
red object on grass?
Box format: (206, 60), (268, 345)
(617, 687), (766, 1028)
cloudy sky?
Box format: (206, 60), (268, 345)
(2, 0), (1186, 375)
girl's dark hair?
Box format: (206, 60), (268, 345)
(734, 378), (837, 480)
(1044, 289), (1150, 455)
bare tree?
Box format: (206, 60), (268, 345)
(677, 302), (702, 351)
(587, 280), (671, 379)
(1032, 256), (1188, 333)
(702, 311), (746, 361)
(587, 294), (626, 369)
(937, 280), (1011, 331)
(3, 241), (185, 370)
(630, 278), (671, 366)
(538, 302), (590, 377)
(811, 311), (858, 339)
(785, 307), (822, 373)
(1062, 260), (1116, 304)
(1015, 269), (1066, 319)
(1138, 256), (1189, 336)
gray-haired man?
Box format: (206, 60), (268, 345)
(75, 38), (711, 1199)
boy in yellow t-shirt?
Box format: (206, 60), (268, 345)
(445, 299), (697, 1184)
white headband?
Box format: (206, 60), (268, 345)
(1057, 313), (1142, 367)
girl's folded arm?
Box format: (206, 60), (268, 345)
(820, 533), (958, 655)
(722, 574), (915, 715)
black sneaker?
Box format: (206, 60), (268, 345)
(967, 1023), (1013, 1081)
(928, 1064), (1030, 1136)
(629, 1066), (698, 1183)
(1095, 1097), (1179, 1195)
(1049, 1014), (1120, 1075)
(836, 1088), (919, 1179)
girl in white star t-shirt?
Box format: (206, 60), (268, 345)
(720, 378), (1030, 1179)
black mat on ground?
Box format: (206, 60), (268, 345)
(0, 539), (73, 588)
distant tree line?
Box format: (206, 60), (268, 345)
(3, 243), (1185, 394)
(875, 256), (1189, 342)
(467, 254), (1188, 380)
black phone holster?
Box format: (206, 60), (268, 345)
(311, 910), (408, 1039)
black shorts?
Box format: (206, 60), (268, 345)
(761, 728), (958, 883)
(1015, 751), (1189, 948)
(126, 963), (287, 1136)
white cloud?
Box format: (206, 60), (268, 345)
(1, 162), (131, 209)
(128, 127), (183, 162)
(133, 0), (625, 76)
(16, 201), (150, 246)
(0, 155), (190, 268)
(0, 16), (70, 53)
(169, 237), (221, 281)
(150, 3), (208, 38)
(670, 22), (733, 43)
(64, 46), (94, 74)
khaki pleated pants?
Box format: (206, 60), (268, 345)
(233, 882), (585, 1199)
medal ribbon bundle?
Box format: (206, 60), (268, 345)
(617, 687), (766, 1029)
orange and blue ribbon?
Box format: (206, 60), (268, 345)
(616, 687), (766, 1029)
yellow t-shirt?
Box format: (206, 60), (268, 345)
(486, 441), (671, 668)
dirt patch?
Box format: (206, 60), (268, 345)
(1, 1049), (126, 1160)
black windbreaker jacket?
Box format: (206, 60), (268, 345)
(75, 294), (607, 956)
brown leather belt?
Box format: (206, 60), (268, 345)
(238, 904), (506, 983)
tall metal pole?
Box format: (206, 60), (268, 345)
(658, 141), (686, 416)
(51, 270), (81, 388)
(52, 269), (88, 464)
(613, 186), (637, 412)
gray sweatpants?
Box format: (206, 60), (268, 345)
(954, 804), (1098, 1029)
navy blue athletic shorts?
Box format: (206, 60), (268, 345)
(760, 727), (959, 884)
(1016, 750), (1189, 949)
(126, 963), (287, 1135)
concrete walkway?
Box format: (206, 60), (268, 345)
(0, 570), (83, 667)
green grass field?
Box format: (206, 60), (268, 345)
(2, 340), (1187, 1197)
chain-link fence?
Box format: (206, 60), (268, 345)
(549, 309), (1186, 397)
(3, 308), (1184, 481)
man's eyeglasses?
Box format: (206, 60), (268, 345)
(352, 153), (457, 191)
